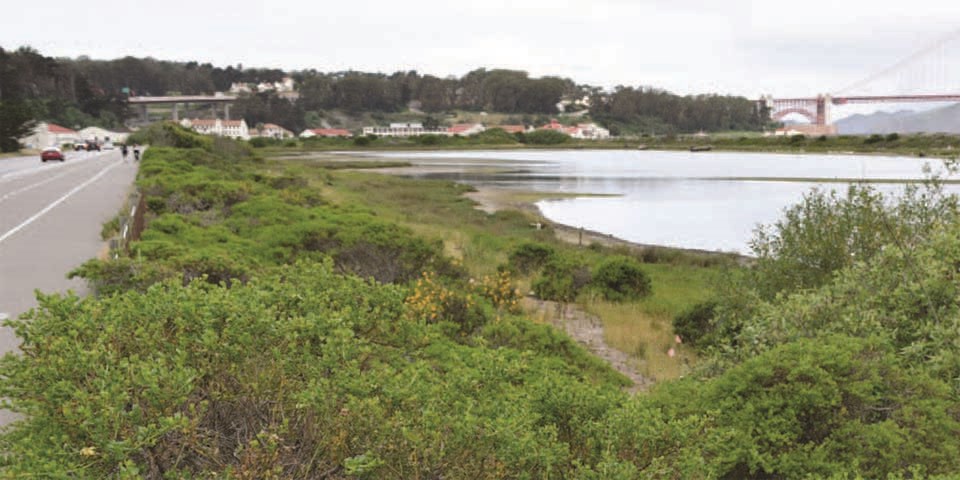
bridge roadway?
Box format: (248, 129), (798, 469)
(0, 149), (139, 425)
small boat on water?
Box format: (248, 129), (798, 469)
(689, 145), (713, 152)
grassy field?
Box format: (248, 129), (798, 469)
(273, 154), (729, 381)
(582, 262), (718, 381)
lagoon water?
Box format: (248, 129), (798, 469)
(370, 150), (950, 254)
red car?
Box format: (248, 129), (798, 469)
(41, 147), (65, 162)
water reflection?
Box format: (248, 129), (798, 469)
(365, 150), (952, 254)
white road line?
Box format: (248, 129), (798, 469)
(0, 168), (77, 204)
(0, 159), (123, 245)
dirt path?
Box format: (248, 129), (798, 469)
(524, 297), (651, 392)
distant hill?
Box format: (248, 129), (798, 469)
(835, 103), (960, 134)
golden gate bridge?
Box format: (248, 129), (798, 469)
(760, 29), (960, 130)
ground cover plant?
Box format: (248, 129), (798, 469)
(2, 125), (959, 478)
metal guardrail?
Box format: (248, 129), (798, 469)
(109, 191), (147, 258)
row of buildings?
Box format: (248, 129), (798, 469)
(176, 119), (611, 141)
(20, 123), (131, 149)
(178, 119), (296, 140)
(19, 117), (610, 150)
(346, 121), (610, 139)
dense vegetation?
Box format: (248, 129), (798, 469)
(2, 126), (959, 478)
(0, 45), (769, 152)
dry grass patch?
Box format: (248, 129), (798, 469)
(584, 300), (695, 382)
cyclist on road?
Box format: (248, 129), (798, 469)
(121, 144), (129, 161)
(133, 144), (141, 162)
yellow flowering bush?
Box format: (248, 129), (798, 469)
(475, 270), (522, 314)
(405, 272), (488, 334)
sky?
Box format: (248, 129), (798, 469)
(2, 0), (959, 105)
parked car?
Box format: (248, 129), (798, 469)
(85, 140), (101, 151)
(41, 147), (65, 162)
(102, 141), (115, 150)
(73, 142), (87, 151)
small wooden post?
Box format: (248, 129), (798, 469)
(578, 227), (583, 247)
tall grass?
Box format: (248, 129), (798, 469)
(584, 263), (717, 381)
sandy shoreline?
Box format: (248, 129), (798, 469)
(465, 187), (748, 261)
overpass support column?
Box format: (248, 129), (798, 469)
(140, 104), (148, 122)
(224, 104), (231, 121)
(172, 103), (179, 122)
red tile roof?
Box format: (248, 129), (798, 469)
(47, 123), (77, 134)
(447, 124), (479, 134)
(310, 128), (352, 137)
(540, 120), (565, 130)
(495, 125), (527, 134)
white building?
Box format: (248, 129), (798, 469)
(540, 120), (610, 139)
(570, 123), (611, 139)
(180, 118), (250, 140)
(253, 123), (294, 139)
(362, 122), (487, 137)
(78, 126), (129, 144)
(362, 122), (448, 137)
(20, 122), (81, 149)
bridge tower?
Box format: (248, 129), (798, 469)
(816, 95), (831, 126)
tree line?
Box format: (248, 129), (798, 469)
(0, 45), (770, 151)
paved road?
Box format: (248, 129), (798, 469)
(0, 149), (139, 424)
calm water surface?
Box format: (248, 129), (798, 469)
(369, 150), (950, 254)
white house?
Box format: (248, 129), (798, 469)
(180, 118), (250, 140)
(572, 123), (611, 139)
(362, 123), (449, 137)
(539, 120), (610, 139)
(361, 122), (487, 137)
(254, 123), (294, 139)
(20, 122), (81, 149)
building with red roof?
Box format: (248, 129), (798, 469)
(19, 122), (81, 149)
(493, 125), (530, 134)
(446, 123), (485, 136)
(300, 128), (353, 138)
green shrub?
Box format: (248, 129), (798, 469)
(416, 134), (443, 146)
(532, 255), (591, 302)
(523, 129), (570, 145)
(507, 242), (556, 274)
(591, 256), (652, 301)
(100, 215), (120, 240)
(597, 336), (960, 478)
(671, 300), (718, 345)
(353, 136), (371, 146)
(249, 136), (269, 148)
(749, 184), (957, 298)
(127, 122), (213, 149)
(474, 128), (520, 145)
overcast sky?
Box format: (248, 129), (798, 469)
(3, 0), (959, 103)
